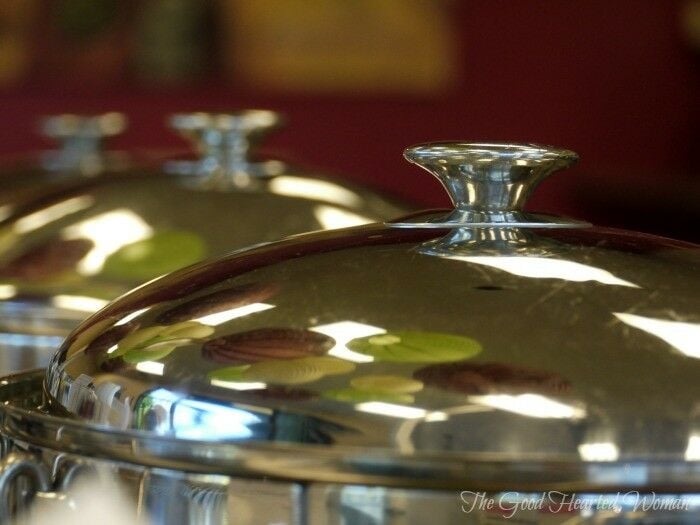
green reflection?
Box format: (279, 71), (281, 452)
(323, 388), (415, 405)
(109, 321), (213, 363)
(347, 331), (481, 363)
(102, 230), (207, 281)
(209, 356), (355, 385)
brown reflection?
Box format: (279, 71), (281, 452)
(0, 238), (93, 279)
(203, 328), (334, 364)
(414, 361), (571, 396)
(247, 386), (316, 402)
(155, 282), (278, 324)
(85, 321), (140, 356)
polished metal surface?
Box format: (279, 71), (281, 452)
(3, 375), (697, 524)
(397, 142), (584, 227)
(0, 142), (698, 521)
(0, 142), (688, 490)
(39, 223), (700, 477)
(0, 111), (410, 375)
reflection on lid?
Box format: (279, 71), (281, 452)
(0, 238), (94, 280)
(414, 361), (570, 397)
(52, 295), (109, 313)
(614, 312), (700, 359)
(0, 285), (17, 299)
(195, 302), (274, 326)
(208, 356), (355, 386)
(0, 205), (13, 222)
(61, 209), (153, 276)
(155, 282), (278, 324)
(446, 255), (639, 287)
(114, 307), (150, 326)
(313, 205), (374, 230)
(578, 441), (620, 462)
(137, 388), (263, 439)
(172, 398), (261, 440)
(109, 322), (214, 364)
(469, 393), (585, 419)
(356, 401), (433, 420)
(13, 196), (94, 235)
(311, 321), (386, 363)
(203, 328), (334, 364)
(269, 176), (362, 208)
(348, 331), (482, 363)
(134, 361), (164, 376)
(100, 230), (207, 281)
(210, 379), (267, 391)
(686, 434), (700, 460)
(578, 423), (619, 461)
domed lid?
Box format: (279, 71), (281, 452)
(20, 141), (700, 490)
(0, 110), (408, 371)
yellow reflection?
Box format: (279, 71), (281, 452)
(686, 434), (700, 460)
(0, 205), (14, 222)
(311, 321), (385, 363)
(52, 295), (109, 313)
(356, 401), (433, 419)
(13, 196), (94, 235)
(194, 302), (275, 326)
(114, 307), (151, 326)
(313, 205), (374, 230)
(423, 411), (449, 422)
(62, 209), (153, 276)
(614, 312), (700, 359)
(469, 393), (585, 419)
(269, 176), (362, 207)
(448, 255), (639, 288)
(210, 379), (267, 391)
(578, 442), (619, 461)
(134, 361), (164, 376)
(0, 284), (17, 300)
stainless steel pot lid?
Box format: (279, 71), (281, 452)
(3, 142), (699, 491)
(0, 110), (409, 370)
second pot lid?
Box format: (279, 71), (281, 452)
(35, 142), (700, 490)
(0, 110), (410, 368)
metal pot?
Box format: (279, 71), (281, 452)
(0, 110), (410, 375)
(0, 142), (698, 523)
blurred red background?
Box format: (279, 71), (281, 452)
(0, 1), (697, 239)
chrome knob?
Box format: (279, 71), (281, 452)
(168, 110), (284, 181)
(404, 142), (578, 214)
(40, 112), (128, 175)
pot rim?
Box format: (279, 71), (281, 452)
(2, 370), (700, 492)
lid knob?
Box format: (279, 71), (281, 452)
(404, 142), (578, 217)
(40, 112), (127, 175)
(168, 110), (284, 180)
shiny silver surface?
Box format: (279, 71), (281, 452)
(0, 111), (410, 375)
(40, 223), (700, 475)
(6, 142), (698, 484)
(0, 142), (698, 522)
(397, 142), (584, 227)
(3, 379), (697, 524)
